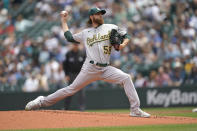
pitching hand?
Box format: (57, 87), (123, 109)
(60, 11), (69, 22)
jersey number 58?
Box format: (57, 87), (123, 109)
(103, 45), (112, 55)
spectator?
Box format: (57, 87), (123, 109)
(170, 60), (186, 87)
(155, 66), (172, 87)
(45, 59), (59, 80)
(37, 65), (49, 92)
(186, 65), (197, 85)
(22, 72), (39, 92)
(147, 70), (157, 88)
(151, 3), (166, 22)
(44, 34), (59, 52)
(189, 10), (197, 30)
(38, 45), (50, 64)
(15, 15), (34, 32)
(0, 8), (8, 24)
(51, 64), (65, 89)
(134, 73), (147, 88)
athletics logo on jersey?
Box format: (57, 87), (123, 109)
(87, 31), (111, 46)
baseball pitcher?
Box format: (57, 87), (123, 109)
(25, 7), (150, 117)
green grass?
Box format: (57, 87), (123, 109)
(2, 124), (197, 131)
(87, 107), (197, 118)
(87, 107), (194, 112)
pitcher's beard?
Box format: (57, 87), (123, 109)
(93, 17), (104, 26)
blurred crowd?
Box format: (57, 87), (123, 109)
(1, 0), (197, 92)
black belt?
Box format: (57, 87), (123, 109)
(89, 60), (109, 67)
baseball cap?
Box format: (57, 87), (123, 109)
(88, 7), (106, 16)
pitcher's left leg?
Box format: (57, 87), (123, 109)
(121, 74), (140, 110)
(102, 66), (150, 117)
(101, 66), (140, 110)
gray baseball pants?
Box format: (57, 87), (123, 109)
(40, 58), (140, 110)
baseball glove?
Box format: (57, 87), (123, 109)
(110, 29), (124, 51)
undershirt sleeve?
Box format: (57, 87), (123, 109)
(64, 31), (80, 44)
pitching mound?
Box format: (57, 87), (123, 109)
(0, 110), (197, 130)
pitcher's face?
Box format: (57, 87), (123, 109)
(92, 12), (104, 25)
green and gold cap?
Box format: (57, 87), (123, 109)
(88, 7), (106, 16)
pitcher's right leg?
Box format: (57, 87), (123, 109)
(25, 70), (99, 110)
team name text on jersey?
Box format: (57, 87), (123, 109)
(87, 31), (111, 46)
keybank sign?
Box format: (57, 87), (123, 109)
(147, 89), (197, 107)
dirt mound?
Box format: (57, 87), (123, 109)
(0, 110), (197, 130)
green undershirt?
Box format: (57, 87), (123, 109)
(64, 31), (80, 44)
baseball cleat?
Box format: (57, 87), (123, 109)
(25, 96), (44, 111)
(192, 108), (197, 112)
(130, 108), (151, 118)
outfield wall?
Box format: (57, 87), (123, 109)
(0, 86), (197, 110)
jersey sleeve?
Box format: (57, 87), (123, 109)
(117, 26), (131, 39)
(110, 24), (127, 36)
(117, 27), (127, 36)
(110, 24), (130, 39)
(73, 31), (83, 43)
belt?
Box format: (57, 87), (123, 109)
(89, 60), (109, 67)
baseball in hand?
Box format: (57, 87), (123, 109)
(61, 11), (68, 17)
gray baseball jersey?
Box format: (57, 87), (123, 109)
(39, 24), (140, 111)
(73, 24), (126, 64)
